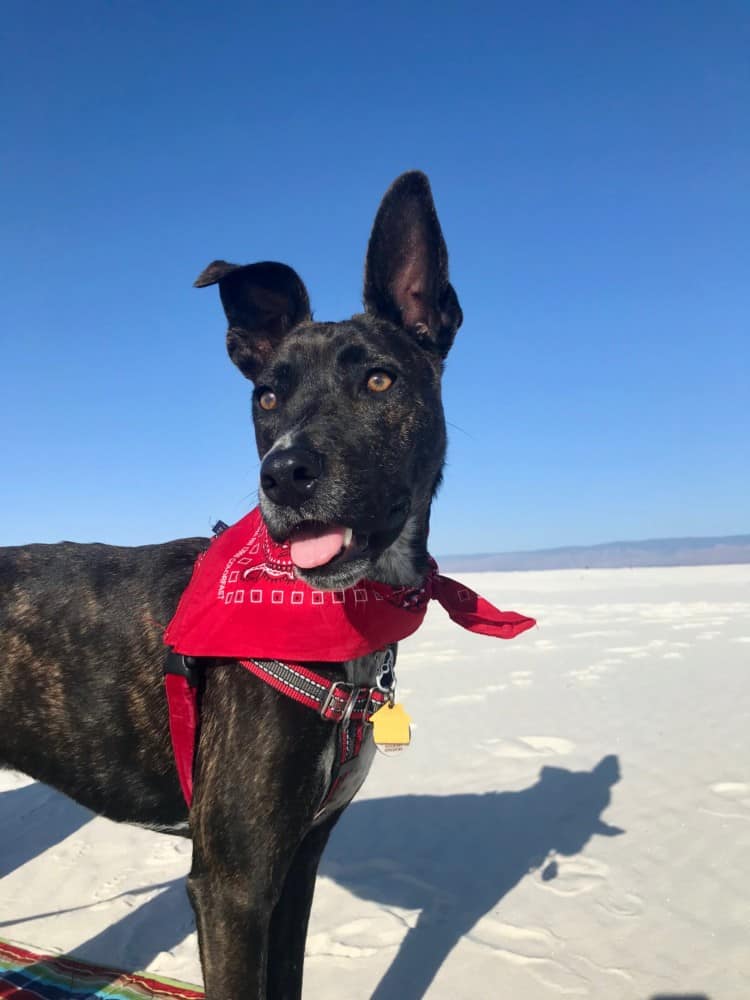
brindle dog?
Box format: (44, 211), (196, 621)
(0, 171), (463, 999)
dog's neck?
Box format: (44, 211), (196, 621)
(370, 508), (431, 589)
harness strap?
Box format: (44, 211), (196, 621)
(164, 653), (389, 809)
(237, 658), (387, 722)
(164, 673), (200, 807)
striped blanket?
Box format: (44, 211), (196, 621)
(0, 940), (203, 999)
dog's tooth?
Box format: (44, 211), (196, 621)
(342, 527), (353, 549)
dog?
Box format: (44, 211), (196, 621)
(0, 171), (463, 998)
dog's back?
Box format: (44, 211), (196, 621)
(0, 539), (202, 826)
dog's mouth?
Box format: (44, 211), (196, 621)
(288, 523), (364, 570)
(268, 495), (412, 588)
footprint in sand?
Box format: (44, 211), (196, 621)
(535, 854), (609, 896)
(92, 870), (133, 901)
(510, 670), (533, 687)
(605, 645), (649, 655)
(702, 782), (750, 820)
(48, 836), (91, 864)
(469, 918), (556, 960)
(305, 929), (380, 959)
(571, 630), (629, 639)
(336, 914), (416, 947)
(596, 891), (644, 918)
(567, 666), (599, 685)
(470, 919), (606, 995)
(146, 838), (191, 866)
(439, 693), (487, 705)
(439, 680), (510, 700)
(566, 660), (618, 684)
(481, 735), (575, 760)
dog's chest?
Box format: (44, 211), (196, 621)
(313, 728), (377, 825)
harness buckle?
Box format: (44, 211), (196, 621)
(375, 647), (397, 707)
(164, 651), (202, 688)
(375, 647), (396, 693)
(363, 686), (388, 723)
(320, 682), (355, 723)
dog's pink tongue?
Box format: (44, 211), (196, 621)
(290, 525), (348, 569)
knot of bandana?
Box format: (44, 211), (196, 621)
(163, 507), (535, 661)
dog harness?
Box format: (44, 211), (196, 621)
(163, 507), (536, 810)
(163, 648), (395, 821)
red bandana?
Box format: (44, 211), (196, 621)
(163, 507), (535, 660)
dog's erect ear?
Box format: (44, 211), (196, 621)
(363, 171), (463, 357)
(195, 260), (311, 380)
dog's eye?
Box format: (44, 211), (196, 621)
(258, 390), (278, 411)
(366, 371), (393, 393)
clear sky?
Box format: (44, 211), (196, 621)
(2, 2), (748, 555)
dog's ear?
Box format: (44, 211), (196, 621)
(195, 260), (311, 380)
(363, 171), (462, 358)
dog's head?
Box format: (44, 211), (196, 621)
(196, 172), (462, 590)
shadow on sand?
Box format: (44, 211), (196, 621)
(650, 995), (710, 999)
(0, 782), (93, 878)
(1, 756), (622, 997)
(322, 754), (623, 999)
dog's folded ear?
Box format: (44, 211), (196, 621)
(364, 171), (462, 358)
(195, 260), (311, 381)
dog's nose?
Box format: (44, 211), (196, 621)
(260, 447), (324, 509)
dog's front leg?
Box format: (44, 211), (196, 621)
(187, 666), (336, 999)
(188, 779), (315, 1000)
(266, 811), (342, 1000)
(189, 818), (337, 1000)
(188, 860), (273, 1000)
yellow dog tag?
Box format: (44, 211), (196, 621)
(371, 703), (412, 755)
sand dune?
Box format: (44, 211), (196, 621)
(2, 565), (749, 998)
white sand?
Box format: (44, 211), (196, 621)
(2, 565), (749, 999)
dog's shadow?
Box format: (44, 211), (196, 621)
(0, 781), (92, 878)
(0, 756), (622, 998)
(322, 754), (622, 999)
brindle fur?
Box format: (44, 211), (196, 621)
(0, 172), (462, 999)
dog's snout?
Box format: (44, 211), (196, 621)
(260, 447), (324, 509)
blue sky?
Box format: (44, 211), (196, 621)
(2, 2), (748, 554)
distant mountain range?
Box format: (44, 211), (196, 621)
(437, 535), (750, 572)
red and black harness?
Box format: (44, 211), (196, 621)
(163, 647), (395, 818)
